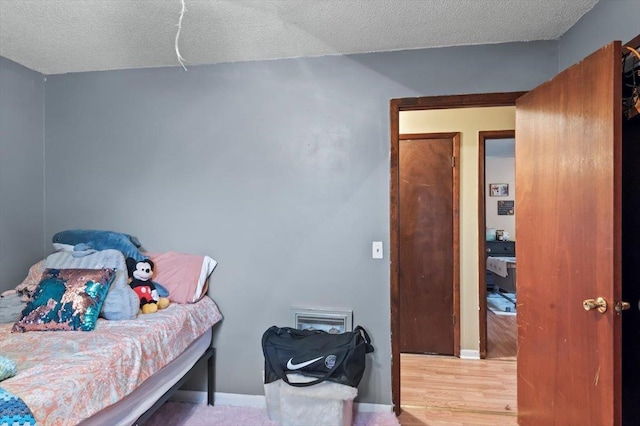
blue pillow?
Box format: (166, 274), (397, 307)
(12, 268), (116, 332)
(52, 229), (146, 262)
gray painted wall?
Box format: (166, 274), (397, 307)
(558, 0), (640, 71)
(43, 41), (557, 404)
(3, 0), (636, 404)
(0, 57), (45, 293)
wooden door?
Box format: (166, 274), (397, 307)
(398, 133), (459, 355)
(516, 41), (622, 424)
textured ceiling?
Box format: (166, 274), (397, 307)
(0, 0), (598, 75)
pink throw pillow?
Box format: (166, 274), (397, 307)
(146, 252), (217, 304)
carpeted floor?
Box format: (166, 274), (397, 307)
(142, 401), (400, 426)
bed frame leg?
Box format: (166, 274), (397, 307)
(207, 347), (215, 406)
(134, 346), (216, 425)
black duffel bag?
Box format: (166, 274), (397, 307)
(262, 325), (374, 388)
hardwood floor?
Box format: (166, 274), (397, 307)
(486, 310), (517, 360)
(398, 311), (517, 424)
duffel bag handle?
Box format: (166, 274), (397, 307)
(354, 325), (374, 353)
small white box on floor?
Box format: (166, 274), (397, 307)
(265, 373), (357, 426)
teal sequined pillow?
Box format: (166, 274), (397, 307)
(12, 268), (116, 332)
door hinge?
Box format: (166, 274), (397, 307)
(451, 156), (456, 168)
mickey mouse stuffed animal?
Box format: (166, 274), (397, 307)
(126, 257), (170, 314)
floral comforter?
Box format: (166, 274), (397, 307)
(0, 297), (222, 425)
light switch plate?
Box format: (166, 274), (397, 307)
(372, 241), (383, 259)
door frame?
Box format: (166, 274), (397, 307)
(478, 130), (516, 359)
(390, 92), (526, 414)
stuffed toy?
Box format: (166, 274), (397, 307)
(126, 257), (170, 314)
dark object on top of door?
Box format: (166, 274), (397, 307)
(622, 46), (640, 121)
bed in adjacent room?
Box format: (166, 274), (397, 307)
(486, 256), (516, 295)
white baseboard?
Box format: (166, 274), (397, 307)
(172, 390), (393, 413)
(459, 349), (480, 359)
(354, 402), (393, 413)
(172, 390), (267, 407)
(171, 390), (209, 404)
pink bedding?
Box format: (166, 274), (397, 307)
(0, 296), (222, 426)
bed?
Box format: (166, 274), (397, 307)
(0, 296), (222, 425)
(486, 256), (516, 295)
(0, 231), (223, 426)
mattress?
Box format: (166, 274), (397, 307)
(80, 328), (213, 426)
(486, 256), (516, 278)
(0, 297), (222, 426)
(487, 256), (517, 294)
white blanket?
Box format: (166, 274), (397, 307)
(486, 256), (516, 278)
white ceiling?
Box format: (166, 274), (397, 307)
(0, 0), (598, 75)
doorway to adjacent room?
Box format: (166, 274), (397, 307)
(390, 92), (524, 416)
(480, 131), (517, 361)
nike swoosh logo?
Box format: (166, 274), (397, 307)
(286, 356), (323, 370)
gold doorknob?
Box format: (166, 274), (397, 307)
(583, 297), (608, 314)
(615, 301), (631, 313)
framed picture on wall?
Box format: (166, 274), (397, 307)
(489, 183), (509, 197)
(498, 200), (515, 215)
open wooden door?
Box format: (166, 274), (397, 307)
(516, 41), (623, 424)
